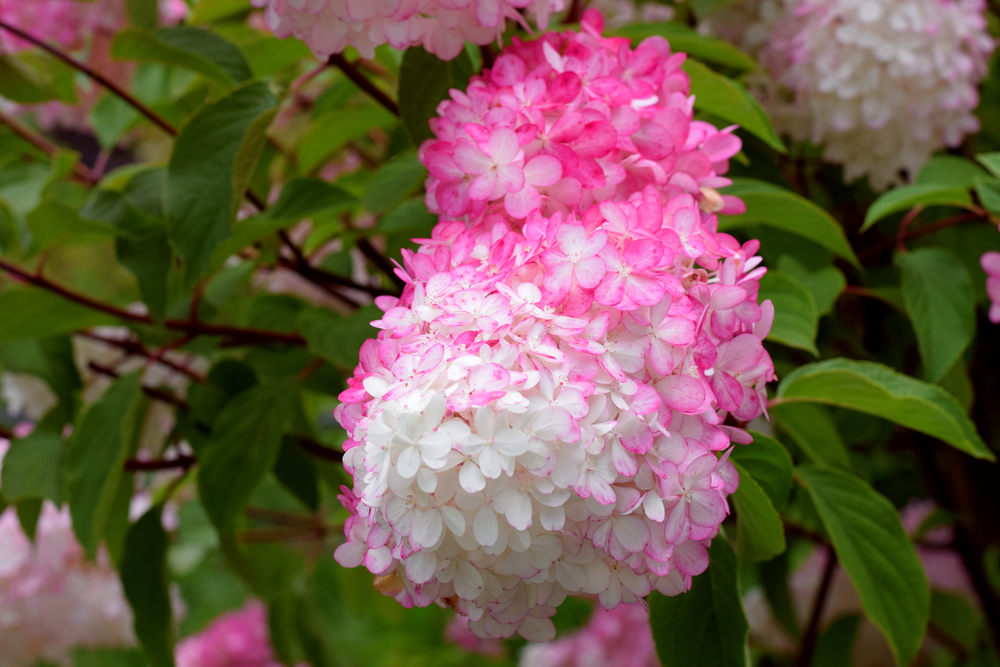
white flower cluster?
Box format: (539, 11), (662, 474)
(709, 0), (994, 190)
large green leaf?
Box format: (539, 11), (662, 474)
(683, 60), (785, 153)
(609, 23), (757, 70)
(0, 55), (62, 103)
(298, 304), (380, 369)
(0, 288), (120, 342)
(362, 151), (427, 215)
(648, 538), (748, 667)
(65, 373), (148, 558)
(121, 506), (175, 667)
(0, 430), (63, 504)
(896, 248), (976, 383)
(198, 380), (295, 531)
(916, 155), (988, 188)
(796, 466), (929, 666)
(776, 358), (993, 460)
(860, 184), (973, 232)
(720, 179), (860, 266)
(769, 403), (852, 469)
(732, 431), (793, 510)
(166, 80), (276, 281)
(758, 270), (818, 355)
(112, 26), (252, 86)
(731, 460), (785, 562)
(777, 255), (845, 317)
(398, 46), (475, 146)
(188, 0), (252, 23)
(298, 106), (396, 173)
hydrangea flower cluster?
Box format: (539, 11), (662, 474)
(519, 602), (660, 667)
(0, 444), (135, 667)
(421, 11), (745, 221)
(175, 601), (304, 667)
(333, 15), (774, 640)
(0, 0), (187, 53)
(249, 0), (565, 61)
(709, 0), (994, 190)
(981, 251), (1000, 324)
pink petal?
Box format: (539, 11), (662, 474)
(524, 155), (563, 187)
(488, 127), (520, 164)
(656, 374), (707, 414)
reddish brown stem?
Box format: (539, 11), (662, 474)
(895, 206), (922, 254)
(124, 455), (196, 471)
(0, 112), (97, 184)
(87, 361), (188, 408)
(291, 434), (343, 462)
(0, 258), (306, 347)
(77, 331), (207, 382)
(860, 210), (987, 260)
(327, 54), (399, 117)
(356, 237), (406, 291)
(0, 19), (177, 137)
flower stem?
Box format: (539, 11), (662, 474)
(327, 53), (400, 117)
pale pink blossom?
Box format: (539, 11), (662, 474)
(981, 251), (1000, 324)
(175, 601), (304, 667)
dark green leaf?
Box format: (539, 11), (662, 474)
(930, 590), (982, 653)
(243, 37), (313, 77)
(166, 80), (276, 281)
(189, 0), (252, 23)
(0, 336), (81, 425)
(813, 615), (861, 667)
(72, 647), (149, 667)
(720, 179), (860, 266)
(609, 23), (757, 70)
(362, 151), (426, 215)
(0, 288), (119, 342)
(399, 46), (475, 146)
(796, 465), (929, 666)
(758, 270), (818, 355)
(776, 255), (845, 317)
(974, 152), (1000, 178)
(0, 55), (61, 103)
(731, 460), (785, 562)
(777, 358), (994, 461)
(770, 403), (852, 469)
(861, 184), (973, 232)
(112, 27), (251, 85)
(683, 59), (785, 152)
(88, 94), (140, 150)
(298, 304), (380, 369)
(66, 373), (147, 557)
(16, 497), (42, 541)
(377, 198), (436, 234)
(973, 177), (1000, 216)
(896, 248), (976, 383)
(0, 430), (62, 503)
(198, 380), (295, 530)
(760, 553), (799, 639)
(273, 436), (320, 511)
(121, 506), (175, 667)
(298, 106), (396, 173)
(648, 538), (748, 667)
(732, 431), (793, 510)
(126, 0), (159, 29)
(27, 200), (120, 251)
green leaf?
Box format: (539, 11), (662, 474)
(0, 430), (62, 503)
(298, 304), (380, 369)
(609, 23), (757, 70)
(112, 27), (252, 86)
(243, 37), (313, 78)
(975, 152), (1000, 178)
(731, 460), (785, 562)
(377, 198), (436, 234)
(683, 59), (785, 153)
(298, 106), (396, 173)
(760, 553), (799, 639)
(198, 380), (295, 530)
(273, 436), (320, 512)
(732, 431), (793, 510)
(189, 0), (252, 23)
(0, 55), (61, 103)
(0, 336), (81, 425)
(813, 615), (861, 667)
(399, 46), (475, 146)
(796, 465), (929, 666)
(720, 179), (860, 267)
(66, 373), (147, 558)
(861, 184), (973, 233)
(126, 0), (159, 29)
(777, 358), (994, 461)
(776, 255), (845, 317)
(362, 151), (427, 215)
(973, 177), (1000, 217)
(896, 248), (976, 383)
(916, 155), (988, 188)
(166, 80), (276, 281)
(27, 200), (121, 252)
(649, 538), (748, 667)
(758, 270), (818, 355)
(769, 403), (852, 469)
(16, 497), (42, 541)
(88, 95), (140, 150)
(930, 590), (982, 653)
(121, 506), (175, 667)
(0, 288), (119, 342)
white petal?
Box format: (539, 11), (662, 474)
(404, 551), (437, 584)
(473, 505), (499, 546)
(539, 504), (565, 531)
(504, 491), (533, 531)
(411, 509), (443, 548)
(416, 467), (438, 493)
(440, 505), (466, 536)
(459, 462), (486, 492)
(396, 445), (421, 478)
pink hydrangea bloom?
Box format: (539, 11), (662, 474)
(249, 0), (565, 61)
(0, 443), (135, 667)
(519, 602), (660, 667)
(980, 251), (1000, 324)
(445, 614), (506, 657)
(332, 19), (775, 633)
(421, 10), (745, 222)
(175, 601), (302, 667)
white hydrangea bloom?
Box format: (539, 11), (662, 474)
(707, 0), (994, 190)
